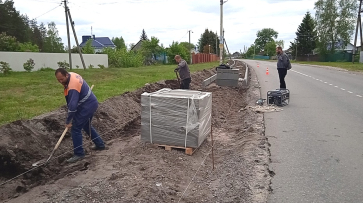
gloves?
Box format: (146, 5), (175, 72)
(174, 68), (178, 73)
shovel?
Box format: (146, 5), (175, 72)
(32, 127), (68, 167)
(32, 85), (94, 167)
(175, 71), (181, 86)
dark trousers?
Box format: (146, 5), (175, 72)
(278, 68), (287, 89)
(71, 107), (104, 156)
(180, 78), (191, 89)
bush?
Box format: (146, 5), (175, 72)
(38, 67), (54, 72)
(0, 61), (12, 75)
(88, 64), (94, 69)
(98, 64), (106, 69)
(102, 47), (143, 68)
(57, 61), (70, 69)
(23, 58), (35, 72)
(76, 65), (80, 69)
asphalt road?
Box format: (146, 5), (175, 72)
(241, 59), (363, 203)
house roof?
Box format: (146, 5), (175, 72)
(131, 40), (143, 51)
(80, 36), (116, 49)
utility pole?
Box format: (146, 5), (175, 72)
(188, 30), (193, 64)
(67, 6), (87, 70)
(295, 39), (298, 61)
(224, 38), (231, 60)
(353, 0), (363, 63)
(219, 0), (227, 64)
(64, 0), (72, 69)
(223, 29), (225, 62)
(216, 31), (218, 55)
(253, 44), (256, 59)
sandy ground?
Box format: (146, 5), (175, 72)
(0, 61), (271, 203)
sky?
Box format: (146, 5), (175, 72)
(12, 0), (318, 53)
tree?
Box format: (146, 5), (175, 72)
(275, 40), (284, 49)
(180, 42), (195, 53)
(141, 36), (162, 63)
(39, 22), (47, 51)
(112, 36), (126, 50)
(167, 41), (189, 64)
(315, 0), (357, 54)
(18, 42), (38, 52)
(289, 12), (317, 57)
(82, 39), (94, 54)
(265, 40), (277, 57)
(254, 28), (278, 53)
(0, 32), (18, 51)
(140, 29), (148, 41)
(197, 29), (219, 54)
(245, 44), (256, 58)
(42, 22), (64, 53)
(0, 0), (30, 43)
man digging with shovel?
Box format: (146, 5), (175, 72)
(174, 55), (191, 89)
(55, 68), (105, 163)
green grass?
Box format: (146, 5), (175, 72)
(291, 61), (363, 72)
(0, 62), (218, 126)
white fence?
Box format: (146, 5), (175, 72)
(0, 52), (108, 71)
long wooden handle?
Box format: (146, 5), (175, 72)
(46, 127), (68, 162)
(53, 127), (68, 151)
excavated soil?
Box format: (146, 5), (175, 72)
(0, 60), (270, 203)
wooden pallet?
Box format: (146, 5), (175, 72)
(158, 144), (195, 155)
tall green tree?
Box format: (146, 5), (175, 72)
(42, 22), (64, 53)
(140, 29), (148, 41)
(315, 0), (357, 54)
(112, 36), (126, 50)
(254, 28), (278, 53)
(289, 11), (317, 57)
(0, 0), (30, 43)
(197, 29), (219, 54)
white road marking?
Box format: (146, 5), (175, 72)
(292, 70), (362, 98)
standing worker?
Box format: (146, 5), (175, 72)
(55, 68), (105, 163)
(276, 46), (289, 89)
(174, 55), (191, 89)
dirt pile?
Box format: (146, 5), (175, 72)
(1, 61), (271, 203)
(0, 68), (216, 201)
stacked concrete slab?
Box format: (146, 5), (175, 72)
(141, 88), (212, 148)
(216, 68), (239, 87)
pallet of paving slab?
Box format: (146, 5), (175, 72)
(157, 144), (195, 155)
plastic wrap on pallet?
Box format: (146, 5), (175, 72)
(140, 88), (212, 148)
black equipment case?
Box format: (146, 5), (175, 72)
(267, 89), (290, 106)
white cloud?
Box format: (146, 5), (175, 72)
(12, 0), (318, 52)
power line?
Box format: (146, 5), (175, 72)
(34, 2), (63, 20)
(177, 31), (189, 42)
